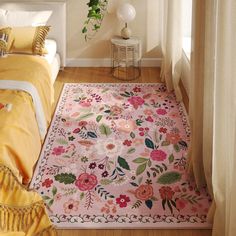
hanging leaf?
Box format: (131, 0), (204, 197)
(96, 115), (103, 123)
(55, 173), (76, 185)
(145, 200), (153, 209)
(127, 148), (136, 154)
(99, 124), (112, 136)
(157, 171), (182, 185)
(145, 138), (155, 149)
(136, 163), (147, 176)
(168, 154), (174, 164)
(130, 132), (135, 139)
(87, 131), (97, 138)
(133, 157), (148, 164)
(118, 156), (130, 170)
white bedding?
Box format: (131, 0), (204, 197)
(43, 39), (60, 84)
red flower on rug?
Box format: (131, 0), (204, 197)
(150, 150), (167, 161)
(75, 173), (98, 191)
(156, 108), (167, 115)
(159, 186), (175, 200)
(116, 195), (130, 208)
(42, 178), (53, 188)
(135, 184), (153, 201)
(52, 146), (65, 156)
(128, 96), (145, 109)
(166, 132), (181, 144)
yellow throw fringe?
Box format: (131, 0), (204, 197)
(32, 26), (50, 56)
(0, 165), (57, 235)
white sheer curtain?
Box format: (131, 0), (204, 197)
(160, 0), (183, 101)
(189, 0), (236, 235)
(212, 0), (236, 235)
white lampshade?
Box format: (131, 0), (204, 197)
(116, 3), (136, 23)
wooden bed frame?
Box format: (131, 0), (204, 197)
(0, 1), (66, 67)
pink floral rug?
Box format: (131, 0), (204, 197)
(30, 83), (212, 229)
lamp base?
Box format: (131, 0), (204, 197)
(121, 26), (131, 40)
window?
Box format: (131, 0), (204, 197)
(182, 0), (192, 60)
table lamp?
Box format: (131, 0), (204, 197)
(116, 3), (136, 39)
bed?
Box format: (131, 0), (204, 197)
(0, 2), (66, 235)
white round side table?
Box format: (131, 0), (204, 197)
(111, 36), (142, 81)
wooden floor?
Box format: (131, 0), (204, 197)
(54, 67), (210, 236)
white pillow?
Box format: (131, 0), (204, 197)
(0, 9), (52, 27)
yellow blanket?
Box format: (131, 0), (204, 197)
(0, 55), (56, 235)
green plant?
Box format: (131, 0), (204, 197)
(82, 0), (109, 41)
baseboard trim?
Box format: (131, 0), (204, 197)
(66, 58), (162, 67)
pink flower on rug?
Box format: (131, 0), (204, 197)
(116, 195), (130, 208)
(143, 109), (154, 116)
(176, 198), (188, 210)
(79, 101), (91, 107)
(166, 132), (181, 144)
(135, 185), (153, 201)
(52, 146), (65, 156)
(63, 199), (79, 214)
(156, 108), (167, 115)
(101, 200), (117, 214)
(118, 120), (137, 133)
(110, 105), (123, 115)
(55, 193), (62, 201)
(73, 128), (81, 133)
(123, 140), (132, 146)
(75, 173), (98, 191)
(78, 121), (88, 127)
(159, 186), (175, 200)
(150, 150), (167, 161)
(145, 116), (154, 122)
(42, 178), (53, 188)
(128, 96), (145, 109)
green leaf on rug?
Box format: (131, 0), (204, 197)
(130, 132), (135, 139)
(52, 186), (57, 196)
(161, 140), (170, 146)
(76, 113), (94, 121)
(87, 131), (97, 138)
(56, 138), (68, 145)
(96, 115), (103, 123)
(145, 199), (153, 209)
(127, 147), (136, 154)
(99, 124), (112, 136)
(118, 156), (130, 170)
(136, 119), (143, 126)
(174, 144), (180, 152)
(132, 200), (142, 209)
(54, 173), (76, 185)
(168, 154), (174, 163)
(100, 179), (113, 185)
(42, 195), (51, 201)
(136, 162), (147, 176)
(133, 157), (148, 164)
(48, 199), (54, 207)
(95, 185), (115, 199)
(157, 171), (182, 185)
(80, 192), (85, 200)
(145, 138), (155, 149)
